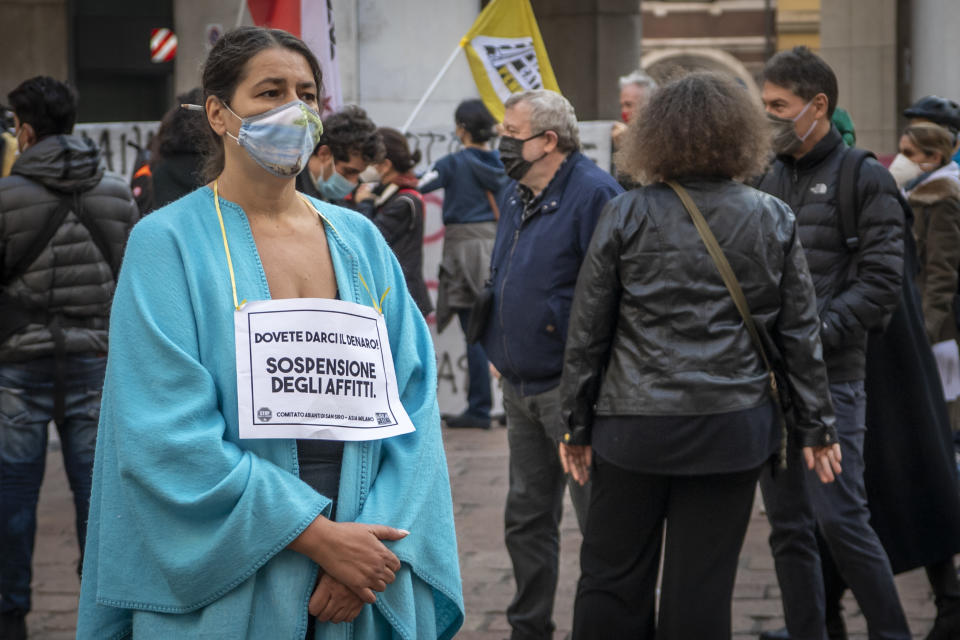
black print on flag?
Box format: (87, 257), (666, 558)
(471, 36), (545, 98)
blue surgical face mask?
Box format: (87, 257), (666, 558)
(315, 166), (355, 200)
(223, 99), (323, 177)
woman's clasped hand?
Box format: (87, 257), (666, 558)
(290, 517), (409, 609)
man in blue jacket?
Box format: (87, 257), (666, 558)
(480, 90), (623, 640)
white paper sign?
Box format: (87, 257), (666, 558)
(235, 298), (415, 441)
(933, 339), (960, 402)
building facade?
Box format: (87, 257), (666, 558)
(640, 0), (775, 98)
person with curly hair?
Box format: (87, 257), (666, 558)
(149, 87), (207, 211)
(295, 104), (385, 203)
(558, 71), (841, 640)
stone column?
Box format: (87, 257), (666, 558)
(173, 0), (241, 94)
(0, 0), (69, 94)
(910, 0), (960, 104)
(819, 0), (898, 153)
(531, 0), (642, 121)
(331, 0), (358, 106)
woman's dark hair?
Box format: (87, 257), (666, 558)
(152, 87), (205, 163)
(454, 99), (497, 143)
(378, 127), (421, 174)
(7, 76), (77, 139)
(200, 27), (323, 181)
(616, 71), (770, 183)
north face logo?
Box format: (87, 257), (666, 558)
(810, 183), (828, 195)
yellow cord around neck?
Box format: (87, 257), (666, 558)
(213, 181), (389, 315)
(358, 272), (390, 315)
(213, 180), (245, 310)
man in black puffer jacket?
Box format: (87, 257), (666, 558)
(754, 49), (909, 640)
(0, 76), (138, 640)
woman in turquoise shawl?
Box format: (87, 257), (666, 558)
(77, 27), (463, 639)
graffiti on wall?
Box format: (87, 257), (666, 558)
(75, 122), (161, 179)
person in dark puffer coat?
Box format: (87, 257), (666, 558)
(0, 76), (139, 640)
(754, 47), (909, 640)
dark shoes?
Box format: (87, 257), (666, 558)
(443, 412), (491, 429)
(0, 611), (27, 640)
(927, 604), (960, 640)
(826, 613), (848, 640)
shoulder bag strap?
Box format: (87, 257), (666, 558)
(664, 180), (774, 375)
(837, 147), (875, 253)
(396, 189), (423, 231)
(665, 180), (789, 468)
(3, 195), (74, 286)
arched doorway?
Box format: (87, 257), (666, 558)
(640, 48), (761, 101)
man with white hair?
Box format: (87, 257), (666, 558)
(612, 70), (658, 145)
(477, 90), (623, 640)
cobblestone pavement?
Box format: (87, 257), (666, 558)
(446, 426), (937, 640)
(25, 426), (938, 638)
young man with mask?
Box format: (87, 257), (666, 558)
(478, 90), (622, 640)
(295, 104), (384, 203)
(0, 76), (139, 640)
(754, 47), (909, 640)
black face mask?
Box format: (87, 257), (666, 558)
(499, 131), (547, 180)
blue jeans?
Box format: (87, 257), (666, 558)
(457, 308), (492, 420)
(760, 380), (910, 640)
(0, 354), (106, 615)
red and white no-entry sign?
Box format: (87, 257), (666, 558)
(150, 28), (178, 63)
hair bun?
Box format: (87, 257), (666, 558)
(411, 149), (422, 165)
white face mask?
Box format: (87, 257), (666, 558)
(358, 165), (380, 184)
(888, 153), (935, 188)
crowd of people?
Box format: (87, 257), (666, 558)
(2, 23), (960, 640)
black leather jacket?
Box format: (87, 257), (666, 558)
(561, 179), (837, 449)
(755, 126), (904, 382)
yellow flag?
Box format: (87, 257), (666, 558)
(461, 0), (560, 121)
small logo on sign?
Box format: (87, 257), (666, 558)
(257, 407), (272, 422)
(376, 412), (391, 426)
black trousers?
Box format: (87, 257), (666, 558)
(572, 455), (762, 640)
(820, 530), (960, 619)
